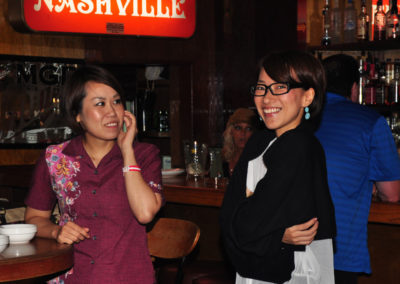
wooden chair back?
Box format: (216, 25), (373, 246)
(147, 217), (200, 260)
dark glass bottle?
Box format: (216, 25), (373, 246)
(357, 0), (369, 41)
(374, 0), (386, 41)
(386, 0), (399, 39)
(365, 63), (377, 105)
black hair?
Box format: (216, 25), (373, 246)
(322, 54), (359, 98)
(259, 50), (326, 128)
(60, 65), (125, 135)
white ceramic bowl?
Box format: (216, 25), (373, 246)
(1, 243), (36, 257)
(0, 224), (37, 244)
(0, 234), (9, 253)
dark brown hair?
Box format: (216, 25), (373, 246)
(258, 50), (326, 127)
(60, 65), (125, 135)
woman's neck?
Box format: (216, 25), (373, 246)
(82, 136), (115, 167)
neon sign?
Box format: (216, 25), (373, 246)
(8, 0), (196, 38)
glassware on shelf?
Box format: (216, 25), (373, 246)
(388, 60), (400, 105)
(330, 0), (343, 44)
(344, 0), (357, 43)
(321, 0), (331, 47)
(386, 0), (399, 39)
(357, 0), (369, 41)
(374, 0), (387, 41)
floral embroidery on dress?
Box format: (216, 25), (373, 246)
(45, 142), (80, 283)
(46, 141), (81, 225)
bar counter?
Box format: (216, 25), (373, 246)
(162, 175), (400, 225)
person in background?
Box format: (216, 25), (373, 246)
(315, 54), (400, 284)
(221, 108), (259, 177)
(220, 50), (336, 283)
(24, 65), (163, 283)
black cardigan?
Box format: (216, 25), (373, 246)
(219, 124), (336, 283)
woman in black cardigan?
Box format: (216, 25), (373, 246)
(220, 50), (336, 284)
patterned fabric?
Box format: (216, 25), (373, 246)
(315, 92), (400, 274)
(25, 136), (163, 283)
(46, 141), (81, 226)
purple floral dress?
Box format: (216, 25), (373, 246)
(25, 136), (163, 284)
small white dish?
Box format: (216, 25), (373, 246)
(162, 168), (185, 177)
(0, 224), (37, 244)
(0, 234), (9, 253)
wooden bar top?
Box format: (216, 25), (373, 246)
(162, 175), (400, 225)
(162, 175), (226, 207)
(0, 237), (73, 282)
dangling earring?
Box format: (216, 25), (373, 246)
(304, 107), (310, 120)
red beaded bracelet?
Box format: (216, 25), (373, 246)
(122, 165), (141, 174)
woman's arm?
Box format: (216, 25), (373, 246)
(25, 207), (59, 239)
(25, 207), (90, 244)
(118, 111), (163, 224)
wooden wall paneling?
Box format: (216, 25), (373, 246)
(222, 0), (257, 115)
(0, 1), (85, 59)
(0, 149), (43, 166)
(84, 0), (225, 149)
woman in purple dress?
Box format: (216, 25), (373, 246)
(25, 65), (163, 283)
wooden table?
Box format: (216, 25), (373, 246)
(0, 237), (73, 282)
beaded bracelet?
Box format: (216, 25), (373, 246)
(122, 165), (141, 174)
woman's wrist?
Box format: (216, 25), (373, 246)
(51, 225), (61, 240)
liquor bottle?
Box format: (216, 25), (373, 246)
(374, 0), (386, 40)
(330, 0), (343, 44)
(358, 56), (367, 105)
(357, 0), (369, 41)
(388, 61), (400, 104)
(375, 63), (386, 105)
(365, 63), (377, 105)
(344, 0), (357, 43)
(386, 0), (399, 39)
(321, 0), (331, 47)
(158, 110), (169, 132)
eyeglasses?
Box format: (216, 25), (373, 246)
(250, 82), (306, 97)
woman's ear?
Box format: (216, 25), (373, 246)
(303, 88), (315, 107)
(76, 114), (81, 123)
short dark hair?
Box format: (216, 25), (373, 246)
(60, 65), (125, 135)
(322, 54), (359, 98)
(259, 50), (326, 127)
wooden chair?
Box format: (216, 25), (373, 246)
(147, 217), (200, 284)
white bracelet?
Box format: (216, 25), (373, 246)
(122, 165), (141, 173)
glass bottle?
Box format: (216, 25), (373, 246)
(358, 56), (367, 105)
(374, 0), (387, 40)
(386, 0), (399, 39)
(376, 62), (386, 105)
(158, 110), (169, 132)
(330, 0), (343, 44)
(344, 0), (357, 43)
(321, 0), (331, 47)
(388, 61), (400, 104)
(365, 63), (377, 105)
(357, 0), (369, 41)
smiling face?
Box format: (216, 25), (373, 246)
(254, 68), (314, 137)
(76, 81), (125, 143)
